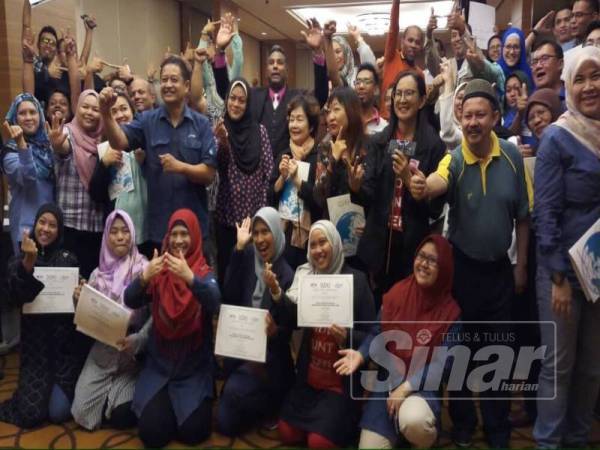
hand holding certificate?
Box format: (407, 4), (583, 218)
(74, 284), (132, 349)
(215, 305), (268, 363)
(298, 274), (353, 328)
(23, 267), (79, 314)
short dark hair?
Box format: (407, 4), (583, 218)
(389, 70), (427, 131)
(585, 19), (600, 38)
(533, 39), (564, 59)
(355, 62), (380, 87)
(328, 87), (365, 155)
(160, 55), (191, 82)
(574, 0), (600, 13)
(268, 44), (286, 60)
(38, 26), (58, 44)
(287, 94), (321, 138)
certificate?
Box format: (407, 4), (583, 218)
(215, 305), (268, 363)
(326, 194), (365, 257)
(74, 284), (132, 349)
(23, 267), (79, 314)
(298, 274), (353, 328)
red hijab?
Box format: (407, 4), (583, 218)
(150, 209), (211, 350)
(381, 235), (461, 369)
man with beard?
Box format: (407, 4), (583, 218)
(249, 44), (327, 159)
(531, 40), (567, 109)
(353, 63), (388, 134)
(408, 79), (531, 449)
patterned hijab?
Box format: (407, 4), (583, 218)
(332, 35), (355, 87)
(555, 46), (600, 158)
(93, 210), (148, 304)
(4, 93), (54, 181)
(64, 90), (103, 191)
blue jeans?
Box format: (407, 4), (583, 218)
(534, 265), (600, 448)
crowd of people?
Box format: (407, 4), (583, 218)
(0, 0), (599, 448)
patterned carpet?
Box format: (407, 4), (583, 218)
(1, 351), (599, 449)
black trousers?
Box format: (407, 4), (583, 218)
(448, 247), (514, 447)
(63, 227), (102, 280)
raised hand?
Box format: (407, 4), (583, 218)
(216, 13), (236, 51)
(147, 64), (157, 82)
(465, 36), (484, 71)
(447, 7), (466, 35)
(346, 157), (365, 193)
(517, 82), (528, 112)
(333, 348), (364, 375)
(202, 19), (216, 37)
(408, 168), (428, 201)
(427, 7), (438, 40)
(235, 217), (252, 251)
(48, 58), (66, 79)
(346, 23), (362, 49)
(99, 86), (118, 115)
(165, 250), (194, 285)
(118, 60), (133, 82)
(180, 41), (195, 64)
(279, 154), (290, 178)
(288, 159), (299, 179)
(331, 126), (346, 161)
(72, 278), (86, 308)
(300, 18), (323, 52)
(440, 59), (453, 86)
(22, 36), (37, 62)
(330, 324), (348, 348)
(194, 47), (208, 65)
(323, 20), (337, 41)
(534, 10), (555, 35)
(20, 229), (38, 273)
(82, 14), (97, 30)
(159, 153), (184, 173)
(46, 114), (67, 151)
(141, 249), (164, 286)
(87, 54), (104, 74)
(263, 262), (281, 295)
(3, 120), (27, 149)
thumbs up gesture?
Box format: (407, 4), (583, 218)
(427, 7), (437, 40)
(141, 248), (164, 286)
(408, 167), (428, 201)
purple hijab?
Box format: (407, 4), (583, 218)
(93, 209), (147, 304)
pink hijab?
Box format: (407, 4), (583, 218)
(65, 89), (103, 191)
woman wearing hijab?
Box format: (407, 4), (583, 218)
(49, 89), (104, 279)
(1, 93), (55, 255)
(498, 27), (533, 85)
(338, 235), (461, 448)
(214, 78), (274, 286)
(270, 94), (323, 270)
(533, 46), (600, 449)
(0, 203), (89, 427)
(277, 220), (376, 448)
(218, 207), (295, 436)
(71, 210), (149, 431)
(124, 209), (220, 448)
(503, 71), (536, 146)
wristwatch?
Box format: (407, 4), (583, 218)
(551, 272), (565, 286)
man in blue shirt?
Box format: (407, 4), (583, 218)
(99, 56), (216, 248)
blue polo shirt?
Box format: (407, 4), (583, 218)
(122, 105), (216, 243)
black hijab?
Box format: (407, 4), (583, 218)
(224, 78), (262, 174)
(29, 203), (67, 267)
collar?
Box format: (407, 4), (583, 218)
(364, 107), (381, 125)
(269, 86), (286, 101)
(158, 103), (193, 125)
(461, 131), (501, 164)
(399, 51), (415, 67)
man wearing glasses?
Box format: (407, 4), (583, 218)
(531, 40), (567, 110)
(570, 0), (599, 47)
(353, 63), (388, 135)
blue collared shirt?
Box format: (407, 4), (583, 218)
(122, 105), (217, 243)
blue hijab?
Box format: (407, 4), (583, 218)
(498, 27), (533, 86)
(4, 93), (54, 181)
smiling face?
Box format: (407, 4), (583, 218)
(107, 216), (131, 258)
(252, 219), (275, 262)
(16, 100), (40, 136)
(227, 84), (248, 121)
(393, 75), (424, 124)
(266, 51), (288, 90)
(77, 94), (101, 132)
(354, 69), (377, 106)
(168, 223), (191, 257)
(309, 229), (333, 272)
(413, 242), (439, 288)
(34, 212), (59, 248)
(503, 35), (521, 67)
(288, 106), (311, 145)
(451, 29), (466, 59)
(110, 96), (134, 125)
(47, 92), (70, 121)
(129, 78), (155, 112)
(572, 59), (600, 120)
(554, 9), (573, 43)
(505, 76), (522, 108)
(332, 41), (345, 70)
(38, 31), (57, 62)
(487, 36), (502, 62)
(532, 43), (563, 89)
(527, 103), (553, 138)
(160, 63), (189, 106)
(327, 98), (348, 138)
(401, 27), (424, 62)
(461, 97), (499, 149)
(453, 87), (466, 121)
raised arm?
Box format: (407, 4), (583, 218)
(323, 20), (343, 88)
(98, 87), (130, 150)
(384, 0), (400, 64)
(79, 15), (97, 66)
(64, 34), (81, 115)
(191, 48), (207, 107)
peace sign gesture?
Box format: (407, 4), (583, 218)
(517, 82), (529, 112)
(346, 155), (365, 193)
(331, 125), (346, 162)
(3, 120), (27, 149)
(45, 114), (68, 152)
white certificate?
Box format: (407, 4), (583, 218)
(23, 267), (79, 314)
(298, 274), (353, 328)
(215, 305), (268, 363)
(74, 284), (132, 349)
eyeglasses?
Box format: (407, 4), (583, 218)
(40, 37), (57, 46)
(504, 44), (520, 52)
(572, 11), (593, 19)
(394, 89), (417, 100)
(354, 78), (374, 87)
(415, 251), (438, 268)
(584, 39), (600, 48)
(531, 54), (558, 66)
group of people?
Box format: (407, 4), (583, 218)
(0, 0), (599, 448)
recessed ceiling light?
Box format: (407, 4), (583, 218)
(261, 32), (268, 36)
